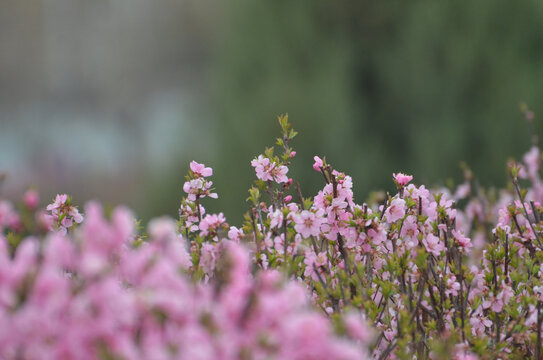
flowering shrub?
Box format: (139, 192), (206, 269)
(3, 112), (543, 359)
(0, 204), (367, 359)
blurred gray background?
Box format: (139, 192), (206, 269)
(2, 0), (543, 223)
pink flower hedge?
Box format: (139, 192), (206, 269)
(0, 202), (367, 359)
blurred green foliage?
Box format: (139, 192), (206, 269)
(206, 0), (543, 223)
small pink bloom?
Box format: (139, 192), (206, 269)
(393, 172), (413, 186)
(190, 161), (213, 177)
(293, 210), (324, 238)
(454, 182), (471, 200)
(46, 194), (68, 212)
(470, 314), (492, 336)
(200, 243), (216, 275)
(69, 208), (84, 223)
(313, 156), (324, 171)
(344, 313), (372, 344)
(524, 146), (540, 179)
(148, 217), (178, 242)
(452, 229), (472, 252)
(23, 189), (40, 210)
(268, 207), (284, 229)
(455, 352), (479, 360)
(423, 233), (444, 256)
(199, 213), (226, 237)
(385, 198), (406, 223)
(251, 155), (289, 183)
(273, 165), (289, 183)
(228, 226), (244, 243)
(46, 194), (83, 234)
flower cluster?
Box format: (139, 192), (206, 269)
(4, 113), (543, 359)
(182, 161), (218, 202)
(0, 200), (369, 359)
(45, 194), (84, 235)
(251, 155), (289, 183)
(228, 115), (543, 358)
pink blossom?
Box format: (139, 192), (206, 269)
(268, 207), (284, 229)
(179, 203), (205, 232)
(199, 213), (226, 237)
(189, 160), (213, 177)
(452, 229), (472, 252)
(393, 172), (413, 186)
(422, 233), (444, 256)
(368, 227), (386, 246)
(384, 198), (406, 223)
(455, 354), (479, 360)
(251, 155), (289, 183)
(313, 156), (324, 171)
(344, 313), (372, 344)
(314, 252), (328, 267)
(454, 182), (471, 200)
(45, 194), (84, 234)
(400, 215), (419, 248)
(273, 164), (289, 183)
(45, 194), (68, 213)
(228, 226), (244, 243)
(252, 155), (273, 181)
(470, 314), (492, 336)
(23, 189), (40, 210)
(199, 243), (216, 275)
(0, 201), (18, 231)
(148, 217), (178, 242)
(183, 177), (218, 201)
(293, 210), (324, 238)
(523, 146), (540, 179)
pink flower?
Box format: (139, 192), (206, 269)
(400, 215), (419, 248)
(454, 182), (471, 200)
(368, 227), (386, 246)
(455, 352), (479, 360)
(452, 230), (472, 252)
(46, 194), (68, 213)
(313, 156), (324, 171)
(148, 217), (178, 242)
(523, 146), (540, 179)
(384, 198), (406, 223)
(268, 207), (284, 229)
(200, 243), (216, 275)
(199, 213), (226, 237)
(293, 210), (324, 238)
(251, 155), (289, 183)
(45, 194), (84, 234)
(69, 207), (84, 223)
(228, 226), (244, 243)
(470, 314), (492, 336)
(183, 177), (218, 201)
(273, 164), (289, 183)
(422, 233), (444, 256)
(252, 155), (273, 181)
(344, 313), (372, 344)
(0, 200), (18, 231)
(314, 252), (328, 267)
(23, 189), (40, 210)
(190, 161), (213, 177)
(393, 173), (413, 186)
